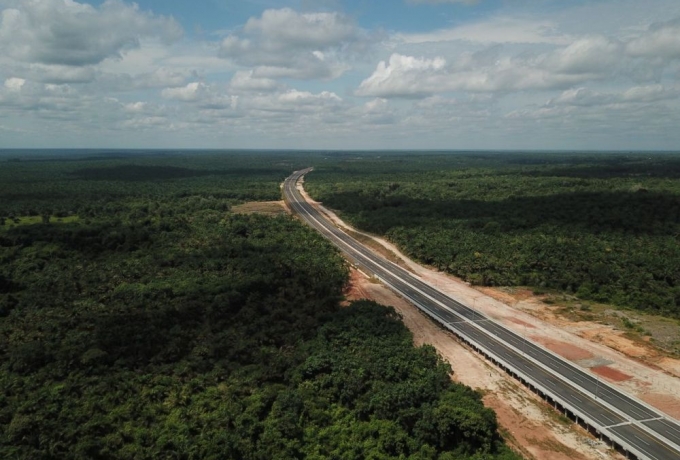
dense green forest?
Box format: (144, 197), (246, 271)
(0, 151), (517, 459)
(305, 152), (680, 317)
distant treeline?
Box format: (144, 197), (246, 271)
(306, 153), (680, 317)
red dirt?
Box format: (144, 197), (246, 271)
(530, 337), (594, 361)
(641, 394), (680, 419)
(484, 394), (591, 460)
(592, 366), (632, 382)
(508, 318), (536, 329)
(341, 270), (372, 306)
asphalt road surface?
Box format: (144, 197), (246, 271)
(284, 168), (680, 460)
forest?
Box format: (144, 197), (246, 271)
(0, 151), (517, 459)
(305, 152), (680, 317)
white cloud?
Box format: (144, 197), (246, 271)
(123, 101), (147, 113)
(137, 67), (191, 88)
(4, 77), (25, 91)
(550, 37), (622, 75)
(161, 81), (237, 110)
(398, 18), (572, 45)
(121, 116), (170, 130)
(243, 8), (357, 48)
(622, 84), (675, 102)
(229, 70), (281, 92)
(626, 18), (680, 59)
(2, 1), (680, 150)
(0, 0), (182, 66)
(25, 64), (97, 84)
(234, 88), (345, 120)
(358, 36), (627, 98)
(161, 82), (206, 102)
(0, 79), (106, 121)
(219, 8), (367, 80)
(356, 54), (447, 97)
(356, 98), (396, 125)
(547, 84), (678, 108)
(548, 87), (613, 107)
(278, 89), (341, 104)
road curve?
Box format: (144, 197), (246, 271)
(284, 168), (680, 460)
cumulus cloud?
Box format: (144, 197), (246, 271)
(162, 82), (205, 102)
(356, 54), (447, 97)
(356, 98), (396, 125)
(626, 18), (680, 59)
(506, 83), (680, 144)
(278, 89), (341, 104)
(24, 64), (97, 84)
(2, 1), (680, 149)
(0, 0), (182, 66)
(235, 88), (344, 119)
(357, 37), (625, 97)
(398, 18), (571, 45)
(549, 37), (622, 75)
(74, 67), (193, 94)
(4, 77), (25, 92)
(0, 78), (102, 120)
(547, 84), (679, 108)
(136, 68), (191, 89)
(161, 81), (237, 110)
(243, 8), (357, 48)
(219, 8), (366, 79)
(229, 71), (283, 92)
(123, 101), (148, 113)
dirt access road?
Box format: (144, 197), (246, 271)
(294, 177), (680, 460)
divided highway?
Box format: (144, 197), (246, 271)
(284, 168), (680, 460)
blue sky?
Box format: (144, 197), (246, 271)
(1, 0), (680, 150)
(126, 0), (503, 34)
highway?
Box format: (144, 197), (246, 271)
(284, 168), (680, 460)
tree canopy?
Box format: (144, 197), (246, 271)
(0, 151), (518, 459)
(306, 152), (680, 317)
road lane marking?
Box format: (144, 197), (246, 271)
(633, 435), (651, 446)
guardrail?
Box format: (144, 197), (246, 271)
(374, 273), (651, 460)
(369, 259), (680, 456)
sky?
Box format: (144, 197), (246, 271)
(1, 0), (680, 150)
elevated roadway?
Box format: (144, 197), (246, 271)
(284, 168), (680, 460)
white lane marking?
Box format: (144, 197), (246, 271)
(633, 434), (650, 446)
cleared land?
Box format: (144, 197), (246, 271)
(231, 200), (288, 215)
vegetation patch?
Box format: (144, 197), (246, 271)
(306, 152), (680, 318)
(70, 164), (217, 181)
(0, 151), (519, 460)
(1, 215), (79, 229)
